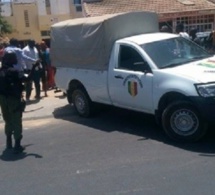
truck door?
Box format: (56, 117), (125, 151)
(108, 44), (154, 113)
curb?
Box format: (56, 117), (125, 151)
(0, 90), (71, 124)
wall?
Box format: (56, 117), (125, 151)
(2, 0), (84, 42)
(3, 3), (41, 42)
(50, 0), (70, 15)
(13, 0), (35, 3)
(1, 2), (12, 17)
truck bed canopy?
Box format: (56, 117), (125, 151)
(50, 11), (159, 70)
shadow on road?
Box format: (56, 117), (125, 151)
(0, 144), (43, 161)
(53, 105), (215, 155)
(26, 99), (40, 105)
(54, 89), (66, 99)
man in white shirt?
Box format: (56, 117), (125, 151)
(4, 38), (38, 73)
(175, 23), (190, 40)
(22, 39), (41, 100)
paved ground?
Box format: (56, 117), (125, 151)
(1, 110), (215, 195)
(0, 88), (73, 123)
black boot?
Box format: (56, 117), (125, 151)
(13, 139), (25, 154)
(6, 135), (12, 149)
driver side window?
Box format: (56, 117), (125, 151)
(118, 45), (149, 72)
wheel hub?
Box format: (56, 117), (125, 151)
(75, 96), (85, 113)
(171, 109), (199, 136)
(177, 114), (193, 131)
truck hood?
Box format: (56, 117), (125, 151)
(162, 57), (215, 83)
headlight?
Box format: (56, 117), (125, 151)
(195, 83), (215, 97)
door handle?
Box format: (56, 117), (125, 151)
(115, 75), (124, 79)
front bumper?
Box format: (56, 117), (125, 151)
(190, 96), (215, 122)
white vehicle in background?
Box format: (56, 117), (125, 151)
(50, 11), (215, 142)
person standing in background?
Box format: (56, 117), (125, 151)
(175, 23), (190, 39)
(189, 28), (201, 45)
(160, 25), (172, 33)
(22, 39), (41, 100)
(37, 41), (49, 97)
(0, 43), (5, 64)
(4, 38), (37, 73)
(45, 43), (56, 90)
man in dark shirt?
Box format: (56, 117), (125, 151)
(0, 51), (39, 154)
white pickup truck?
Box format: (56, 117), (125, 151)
(50, 11), (215, 142)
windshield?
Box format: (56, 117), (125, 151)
(141, 37), (213, 69)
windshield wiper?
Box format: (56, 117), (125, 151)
(161, 62), (184, 69)
(188, 55), (213, 62)
(192, 56), (208, 60)
(160, 54), (214, 69)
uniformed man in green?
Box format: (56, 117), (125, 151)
(0, 51), (39, 154)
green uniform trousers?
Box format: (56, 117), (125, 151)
(0, 95), (23, 140)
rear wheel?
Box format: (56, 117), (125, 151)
(72, 89), (93, 117)
(162, 101), (208, 142)
(67, 89), (72, 104)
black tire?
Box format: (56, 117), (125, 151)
(67, 89), (73, 104)
(162, 101), (208, 142)
(72, 89), (93, 117)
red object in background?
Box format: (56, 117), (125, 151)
(47, 66), (56, 88)
(0, 48), (4, 59)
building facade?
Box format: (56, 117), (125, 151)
(2, 0), (215, 44)
(1, 0), (83, 44)
(82, 0), (215, 34)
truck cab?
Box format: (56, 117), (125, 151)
(107, 32), (215, 142)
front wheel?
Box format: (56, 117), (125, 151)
(162, 101), (208, 142)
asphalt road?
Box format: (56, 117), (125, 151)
(0, 108), (215, 195)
